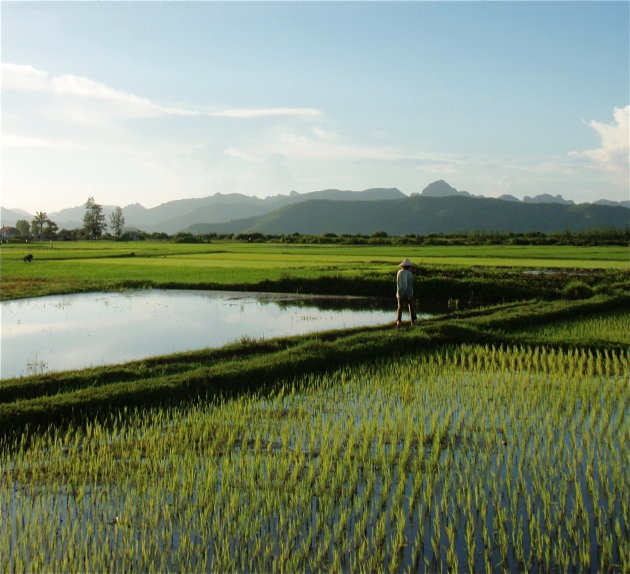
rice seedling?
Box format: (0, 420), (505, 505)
(512, 309), (630, 346)
(1, 343), (628, 572)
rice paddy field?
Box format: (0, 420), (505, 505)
(512, 309), (630, 346)
(2, 241), (629, 572)
(2, 321), (628, 572)
(2, 240), (628, 301)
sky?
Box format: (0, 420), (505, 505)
(1, 1), (629, 215)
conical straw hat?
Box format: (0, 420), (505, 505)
(398, 258), (415, 268)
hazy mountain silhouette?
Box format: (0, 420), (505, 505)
(147, 188), (405, 233)
(523, 194), (575, 205)
(1, 207), (33, 226)
(2, 182), (628, 233)
(418, 179), (476, 198)
(186, 195), (630, 236)
(1, 188), (405, 233)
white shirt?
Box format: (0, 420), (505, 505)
(396, 268), (414, 298)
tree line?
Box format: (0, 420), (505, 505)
(13, 197), (125, 241)
(171, 229), (629, 246)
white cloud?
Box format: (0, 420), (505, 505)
(265, 130), (408, 162)
(1, 63), (49, 91)
(228, 128), (477, 169)
(570, 105), (629, 174)
(311, 126), (338, 141)
(209, 108), (321, 119)
(1, 62), (328, 209)
(223, 147), (263, 163)
(2, 63), (321, 121)
(2, 63), (196, 118)
(2, 133), (76, 150)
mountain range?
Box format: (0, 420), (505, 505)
(2, 180), (628, 235)
(187, 195), (630, 236)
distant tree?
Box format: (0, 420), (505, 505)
(83, 197), (107, 239)
(43, 220), (59, 239)
(173, 232), (201, 243)
(109, 205), (125, 238)
(15, 219), (31, 238)
(57, 228), (80, 241)
(119, 231), (147, 241)
(31, 211), (50, 239)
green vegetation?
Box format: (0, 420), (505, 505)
(510, 308), (629, 345)
(1, 295), (627, 435)
(2, 326), (628, 572)
(1, 239), (628, 572)
(1, 240), (628, 301)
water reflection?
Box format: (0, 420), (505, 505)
(1, 290), (423, 379)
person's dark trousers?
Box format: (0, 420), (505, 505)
(396, 296), (417, 325)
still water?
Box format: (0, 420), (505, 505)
(0, 290), (409, 379)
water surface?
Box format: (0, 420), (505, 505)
(1, 290), (414, 379)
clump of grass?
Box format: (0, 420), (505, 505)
(25, 355), (48, 376)
(235, 334), (265, 345)
(561, 279), (595, 300)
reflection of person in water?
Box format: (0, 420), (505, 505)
(396, 258), (417, 328)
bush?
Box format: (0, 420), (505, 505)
(173, 232), (202, 243)
(561, 280), (595, 300)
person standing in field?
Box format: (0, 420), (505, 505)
(396, 258), (418, 328)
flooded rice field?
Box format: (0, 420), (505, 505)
(1, 290), (421, 379)
(2, 345), (628, 573)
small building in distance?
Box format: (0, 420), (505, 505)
(0, 226), (20, 240)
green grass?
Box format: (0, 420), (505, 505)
(4, 240), (629, 264)
(2, 240), (628, 301)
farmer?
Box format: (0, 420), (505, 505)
(396, 258), (417, 327)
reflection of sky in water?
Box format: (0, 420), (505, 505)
(1, 290), (400, 379)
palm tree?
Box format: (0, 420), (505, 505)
(31, 211), (50, 239)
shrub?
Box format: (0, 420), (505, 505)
(173, 232), (201, 243)
(561, 280), (594, 300)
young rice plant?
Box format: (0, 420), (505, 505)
(1, 344), (628, 573)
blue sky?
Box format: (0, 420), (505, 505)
(2, 1), (628, 214)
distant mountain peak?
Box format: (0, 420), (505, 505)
(421, 180), (476, 199)
(421, 180), (459, 197)
(523, 194), (574, 205)
(421, 182), (583, 206)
